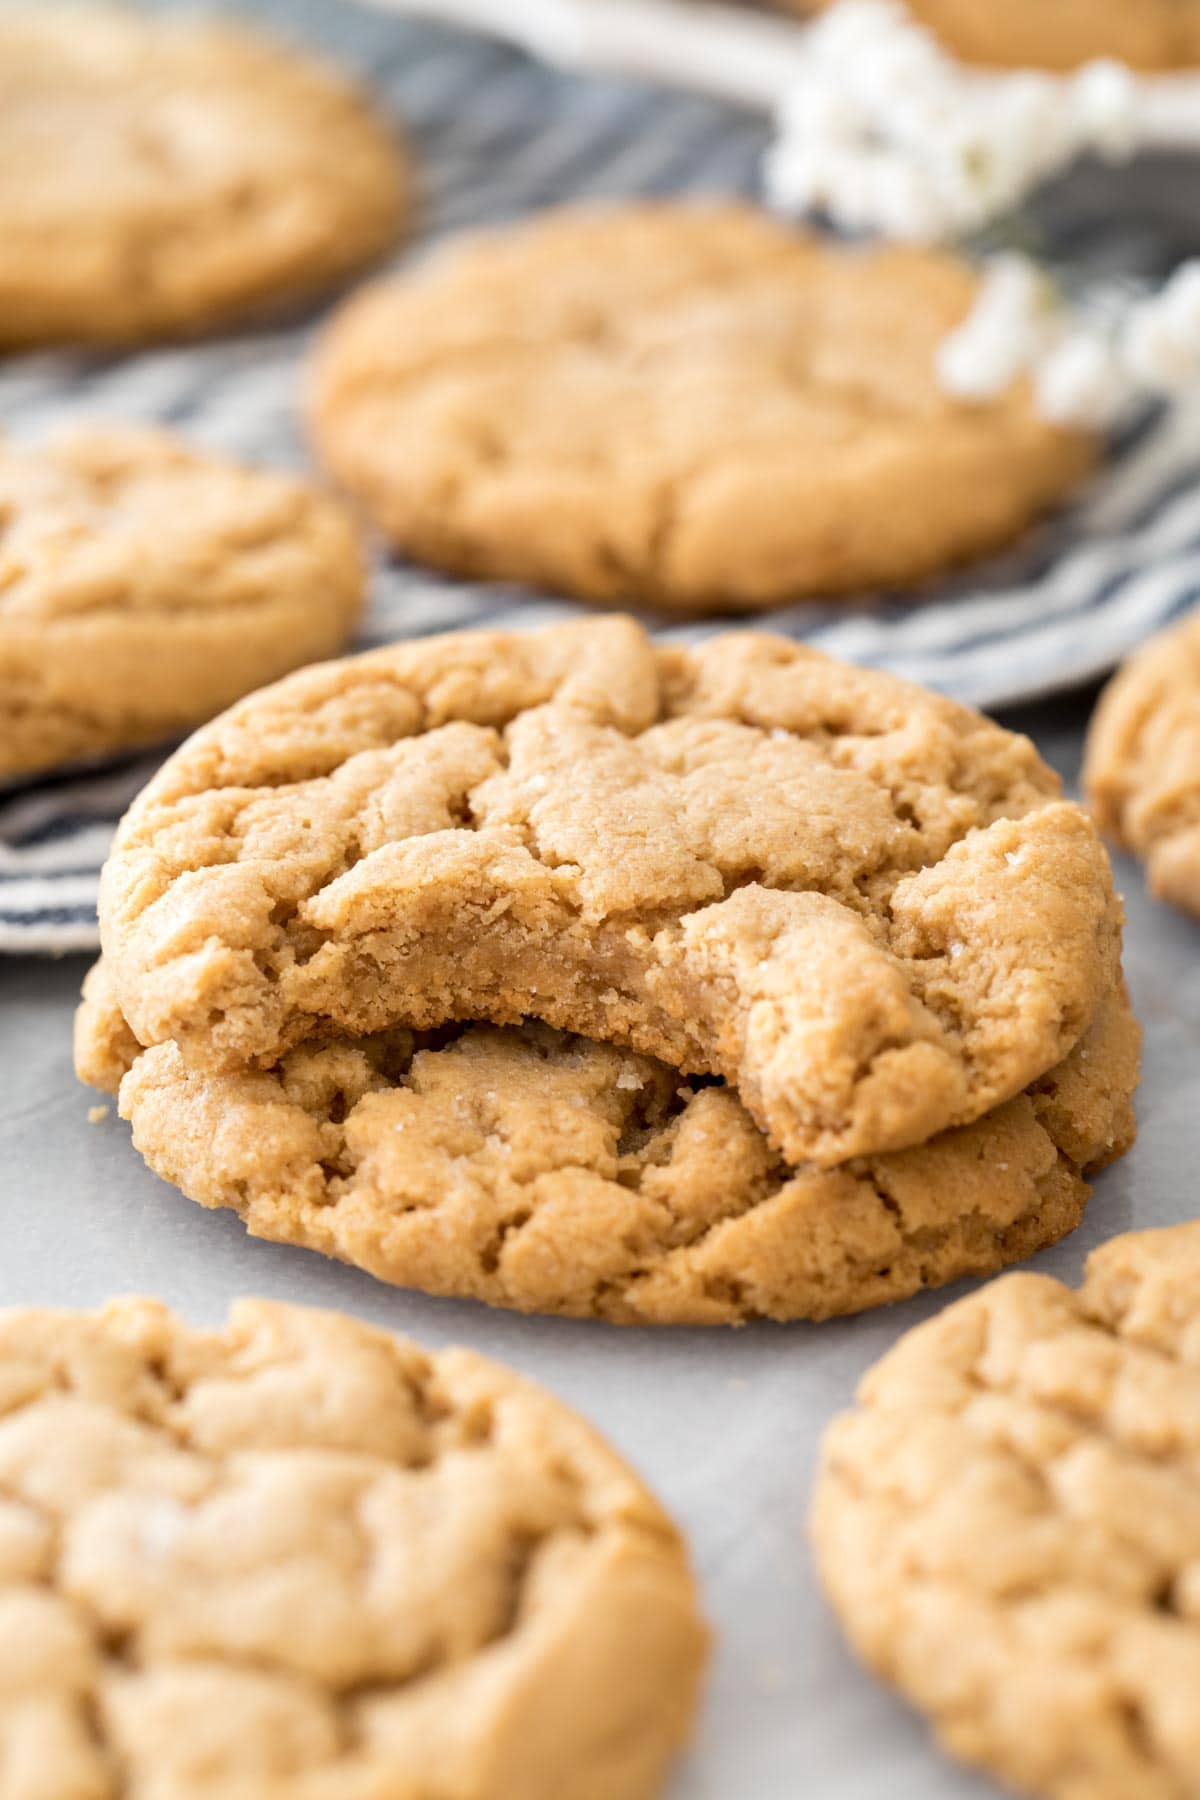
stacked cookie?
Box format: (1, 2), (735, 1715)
(78, 615), (1138, 1324)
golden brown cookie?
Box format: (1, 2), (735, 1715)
(308, 204), (1093, 612)
(76, 962), (1139, 1325)
(0, 6), (409, 347)
(787, 0), (1200, 71)
(1084, 609), (1200, 918)
(0, 427), (365, 781)
(0, 1294), (706, 1799)
(97, 618), (1123, 1170)
(813, 1221), (1200, 1800)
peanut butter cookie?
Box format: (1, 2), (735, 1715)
(309, 204), (1092, 612)
(813, 1221), (1200, 1799)
(789, 0), (1200, 72)
(1085, 609), (1200, 918)
(0, 1294), (706, 1799)
(0, 427), (364, 781)
(97, 619), (1122, 1169)
(77, 962), (1139, 1325)
(0, 6), (409, 347)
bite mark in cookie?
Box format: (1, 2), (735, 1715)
(98, 621), (1122, 1167)
(77, 964), (1140, 1325)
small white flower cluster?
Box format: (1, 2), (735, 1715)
(938, 255), (1200, 428)
(764, 0), (1147, 242)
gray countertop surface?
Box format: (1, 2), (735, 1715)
(0, 685), (1192, 1800)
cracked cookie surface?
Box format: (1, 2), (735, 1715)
(98, 618), (1123, 1168)
(77, 962), (1139, 1325)
(0, 428), (364, 781)
(813, 1221), (1200, 1800)
(309, 204), (1093, 612)
(0, 6), (409, 347)
(0, 1295), (706, 1800)
(1084, 609), (1200, 919)
(789, 0), (1200, 70)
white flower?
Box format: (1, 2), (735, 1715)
(765, 0), (1165, 243)
(1123, 264), (1200, 390)
(1036, 333), (1132, 429)
(1071, 59), (1140, 158)
(937, 254), (1200, 429)
(936, 256), (1055, 400)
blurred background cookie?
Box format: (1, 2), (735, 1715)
(309, 203), (1094, 614)
(0, 5), (411, 347)
(785, 0), (1200, 71)
(0, 427), (364, 780)
(1085, 608), (1200, 918)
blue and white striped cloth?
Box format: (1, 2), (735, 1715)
(4, 0), (1200, 952)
